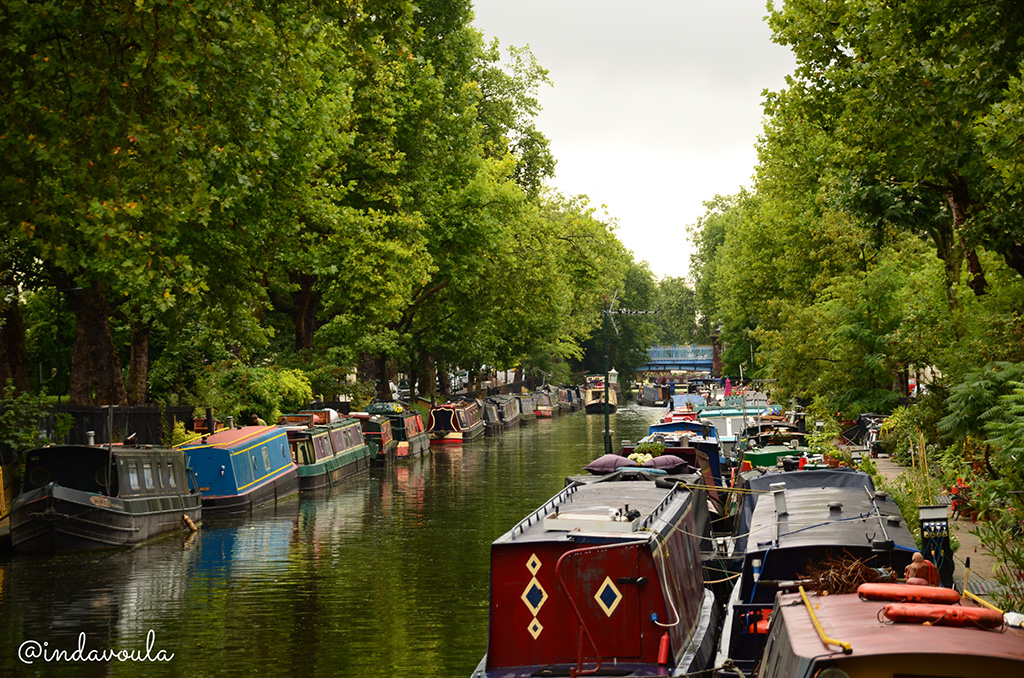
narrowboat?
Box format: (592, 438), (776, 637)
(481, 398), (503, 437)
(487, 394), (521, 431)
(714, 468), (918, 675)
(366, 403), (430, 459)
(583, 376), (618, 414)
(350, 411), (398, 465)
(180, 426), (298, 514)
(638, 382), (671, 407)
(514, 393), (537, 424)
(757, 588), (1024, 677)
(10, 444), (202, 552)
(281, 416), (372, 490)
(427, 400), (485, 444)
(533, 387), (558, 418)
(471, 468), (718, 677)
(556, 387), (572, 413)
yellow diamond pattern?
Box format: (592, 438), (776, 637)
(527, 617), (543, 639)
(594, 576), (623, 617)
(527, 553), (542, 575)
(521, 577), (548, 616)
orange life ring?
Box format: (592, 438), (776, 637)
(882, 603), (1004, 628)
(857, 583), (961, 604)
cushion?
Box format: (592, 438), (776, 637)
(585, 454), (639, 475)
(642, 455), (693, 473)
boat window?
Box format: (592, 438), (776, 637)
(142, 462), (155, 489)
(128, 462), (140, 491)
(167, 462), (177, 488)
(262, 446), (271, 470)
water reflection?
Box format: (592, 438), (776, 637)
(0, 404), (663, 677)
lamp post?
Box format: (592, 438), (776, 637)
(602, 302), (659, 455)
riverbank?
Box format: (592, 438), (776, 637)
(873, 455), (1002, 603)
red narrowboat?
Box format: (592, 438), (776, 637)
(472, 469), (719, 677)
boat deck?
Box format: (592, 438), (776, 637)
(494, 470), (702, 546)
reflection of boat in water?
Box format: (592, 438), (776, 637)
(6, 530), (199, 648)
(180, 426), (298, 514)
(472, 468), (718, 677)
(10, 445), (202, 552)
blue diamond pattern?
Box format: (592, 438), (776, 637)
(599, 583), (620, 609)
(525, 582), (544, 609)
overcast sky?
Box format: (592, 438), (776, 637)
(470, 1), (798, 279)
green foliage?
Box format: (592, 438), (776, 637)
(197, 363), (313, 424)
(633, 442), (665, 458)
(879, 407), (920, 466)
(0, 379), (43, 455)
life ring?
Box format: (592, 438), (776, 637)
(858, 583), (961, 605)
(882, 603), (1004, 628)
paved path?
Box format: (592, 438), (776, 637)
(872, 455), (1001, 600)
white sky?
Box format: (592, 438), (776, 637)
(470, 1), (798, 279)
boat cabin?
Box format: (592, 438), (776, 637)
(181, 426), (298, 512)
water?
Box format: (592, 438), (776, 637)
(0, 404), (662, 677)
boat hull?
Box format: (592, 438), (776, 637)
(10, 484), (202, 553)
(202, 468), (299, 514)
(395, 432), (430, 459)
(297, 446), (372, 491)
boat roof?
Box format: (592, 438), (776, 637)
(492, 470), (702, 546)
(179, 425), (283, 451)
(743, 481), (914, 556)
(770, 591), (1024, 670)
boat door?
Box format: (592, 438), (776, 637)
(571, 542), (644, 659)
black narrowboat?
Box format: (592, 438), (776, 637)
(10, 445), (202, 552)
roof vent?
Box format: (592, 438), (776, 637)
(886, 515), (901, 527)
(828, 501), (843, 515)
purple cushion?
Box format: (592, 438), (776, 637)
(585, 454), (639, 475)
(642, 455), (693, 473)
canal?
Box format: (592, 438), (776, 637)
(0, 403), (663, 677)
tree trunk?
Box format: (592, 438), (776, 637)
(292, 273), (320, 352)
(928, 219), (963, 311)
(946, 174), (987, 296)
(127, 320), (150, 405)
(68, 280), (127, 406)
(357, 351), (391, 402)
(0, 288), (29, 393)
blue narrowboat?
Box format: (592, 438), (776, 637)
(180, 426), (299, 513)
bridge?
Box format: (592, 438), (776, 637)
(640, 344), (715, 372)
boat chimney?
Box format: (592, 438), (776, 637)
(226, 415), (234, 429)
(86, 430), (95, 446)
(769, 482), (788, 516)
